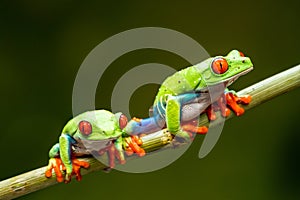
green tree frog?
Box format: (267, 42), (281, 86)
(124, 50), (253, 140)
(45, 110), (145, 183)
(46, 49), (253, 183)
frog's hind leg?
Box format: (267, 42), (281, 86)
(166, 93), (208, 140)
(181, 122), (208, 135)
(165, 98), (191, 141)
(124, 115), (165, 135)
(123, 94), (170, 135)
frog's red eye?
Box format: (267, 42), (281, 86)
(211, 58), (228, 74)
(239, 51), (245, 57)
(79, 121), (92, 135)
(119, 114), (128, 129)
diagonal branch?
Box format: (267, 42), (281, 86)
(0, 64), (299, 200)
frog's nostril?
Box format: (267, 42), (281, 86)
(242, 60), (245, 63)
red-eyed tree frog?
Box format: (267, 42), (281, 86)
(45, 50), (253, 183)
(124, 50), (253, 140)
(45, 110), (145, 183)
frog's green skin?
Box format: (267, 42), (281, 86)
(48, 110), (127, 178)
(124, 50), (253, 138)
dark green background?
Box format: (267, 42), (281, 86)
(1, 0), (299, 199)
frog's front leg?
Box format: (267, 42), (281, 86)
(59, 134), (77, 178)
(45, 142), (90, 183)
(206, 89), (251, 120)
(98, 140), (124, 169)
(224, 89), (251, 116)
(98, 136), (145, 169)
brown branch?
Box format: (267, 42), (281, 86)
(0, 64), (299, 200)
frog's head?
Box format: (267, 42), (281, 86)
(198, 50), (253, 87)
(73, 110), (122, 141)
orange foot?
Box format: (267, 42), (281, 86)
(180, 119), (208, 140)
(98, 136), (145, 168)
(132, 117), (142, 123)
(182, 124), (208, 135)
(225, 92), (251, 116)
(205, 92), (252, 120)
(124, 135), (146, 157)
(45, 157), (90, 183)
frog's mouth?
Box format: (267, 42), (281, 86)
(194, 66), (253, 94)
(223, 66), (254, 87)
(73, 138), (118, 155)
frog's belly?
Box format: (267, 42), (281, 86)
(181, 84), (225, 121)
(73, 138), (116, 155)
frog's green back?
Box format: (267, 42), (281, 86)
(154, 66), (203, 104)
(154, 50), (253, 105)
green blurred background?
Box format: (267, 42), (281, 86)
(0, 0), (299, 199)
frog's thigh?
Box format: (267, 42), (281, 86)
(170, 93), (200, 104)
(166, 99), (181, 133)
